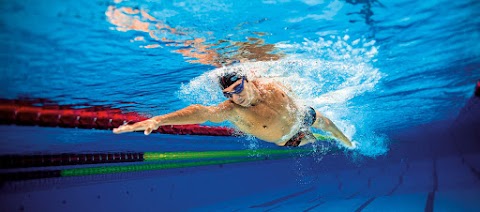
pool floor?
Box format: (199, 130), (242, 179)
(1, 97), (479, 211)
(1, 144), (479, 211)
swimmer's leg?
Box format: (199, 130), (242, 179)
(311, 110), (354, 148)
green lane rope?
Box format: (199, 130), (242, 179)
(61, 157), (264, 177)
(143, 148), (312, 161)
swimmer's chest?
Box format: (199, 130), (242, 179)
(231, 103), (296, 141)
(233, 99), (298, 130)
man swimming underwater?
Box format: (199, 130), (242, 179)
(113, 72), (355, 148)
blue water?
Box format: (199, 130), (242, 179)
(1, 0), (479, 211)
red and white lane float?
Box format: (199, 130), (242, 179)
(0, 99), (234, 136)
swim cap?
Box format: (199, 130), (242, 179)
(219, 72), (245, 89)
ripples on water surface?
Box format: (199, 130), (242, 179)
(1, 0), (479, 156)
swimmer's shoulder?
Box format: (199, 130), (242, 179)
(253, 78), (281, 90)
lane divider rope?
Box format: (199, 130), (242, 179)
(0, 148), (316, 169)
(0, 99), (234, 136)
(0, 149), (324, 182)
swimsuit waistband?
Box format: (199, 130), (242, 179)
(284, 107), (317, 147)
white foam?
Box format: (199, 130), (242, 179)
(178, 35), (388, 157)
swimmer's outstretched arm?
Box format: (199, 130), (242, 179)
(312, 111), (354, 148)
(113, 102), (234, 135)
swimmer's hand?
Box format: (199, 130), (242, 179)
(112, 119), (159, 135)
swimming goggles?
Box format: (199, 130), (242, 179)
(223, 77), (245, 98)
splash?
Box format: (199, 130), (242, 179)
(179, 35), (388, 157)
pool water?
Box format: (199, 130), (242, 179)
(1, 0), (479, 211)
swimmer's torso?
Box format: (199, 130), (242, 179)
(226, 80), (301, 144)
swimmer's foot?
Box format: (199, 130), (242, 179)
(345, 141), (359, 150)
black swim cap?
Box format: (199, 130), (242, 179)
(219, 72), (245, 89)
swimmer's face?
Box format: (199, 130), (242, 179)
(222, 77), (252, 107)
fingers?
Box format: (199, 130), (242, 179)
(144, 120), (158, 135)
(145, 127), (153, 135)
(112, 120), (158, 135)
(112, 125), (134, 134)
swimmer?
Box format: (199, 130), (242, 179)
(113, 72), (355, 148)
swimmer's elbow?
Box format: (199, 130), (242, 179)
(187, 104), (208, 116)
(184, 104), (214, 124)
